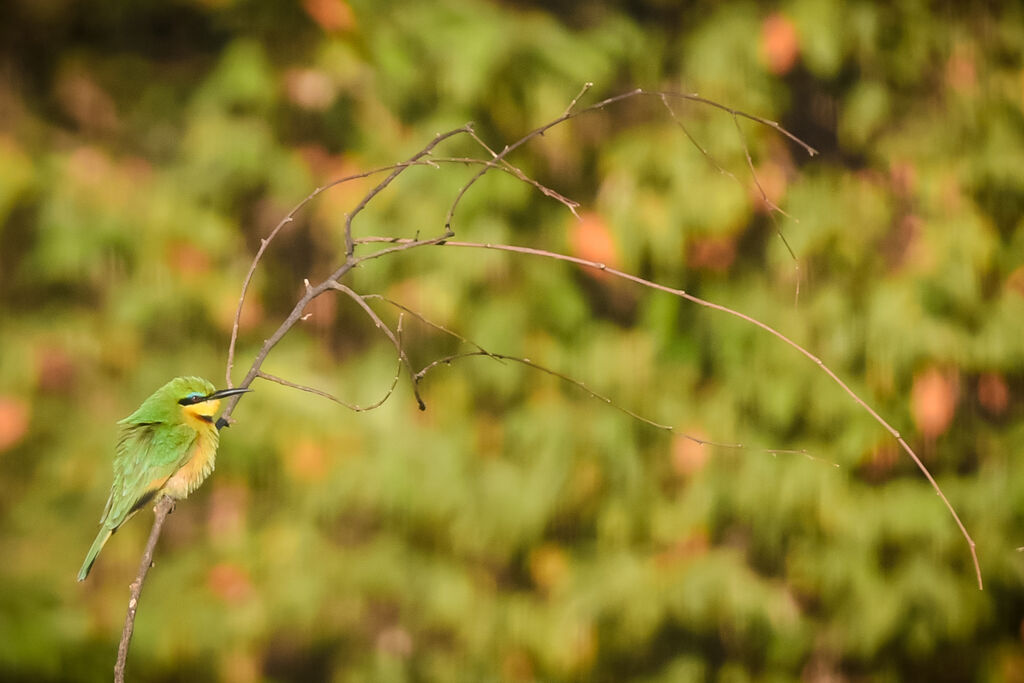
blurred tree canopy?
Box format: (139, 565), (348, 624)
(1, 0), (1023, 681)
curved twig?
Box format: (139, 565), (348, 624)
(658, 94), (799, 264)
(366, 293), (826, 462)
(441, 88), (816, 235)
(359, 236), (981, 589)
(255, 366), (402, 413)
(324, 282), (424, 409)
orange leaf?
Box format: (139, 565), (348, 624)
(946, 44), (977, 93)
(569, 213), (619, 277)
(760, 14), (800, 76)
(670, 432), (710, 477)
(0, 396), (30, 452)
(911, 368), (958, 439)
(303, 0), (355, 32)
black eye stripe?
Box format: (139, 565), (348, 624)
(178, 392), (206, 406)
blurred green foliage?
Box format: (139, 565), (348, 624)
(1, 0), (1023, 681)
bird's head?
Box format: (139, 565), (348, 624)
(120, 376), (251, 428)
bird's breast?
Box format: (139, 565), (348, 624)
(162, 429), (219, 500)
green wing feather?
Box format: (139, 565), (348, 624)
(105, 421), (198, 526)
(77, 421), (197, 581)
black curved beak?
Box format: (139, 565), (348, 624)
(210, 388), (251, 431)
(205, 387), (252, 401)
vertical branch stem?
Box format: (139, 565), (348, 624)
(114, 496), (175, 683)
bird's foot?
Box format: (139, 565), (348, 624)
(154, 496), (176, 516)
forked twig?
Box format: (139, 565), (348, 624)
(255, 367), (401, 413)
(659, 94), (798, 261)
(464, 126), (581, 219)
(325, 283), (424, 410)
(225, 129), (474, 389)
(367, 293), (829, 463)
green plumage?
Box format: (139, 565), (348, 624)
(77, 376), (247, 581)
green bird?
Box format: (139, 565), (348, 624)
(77, 376), (250, 581)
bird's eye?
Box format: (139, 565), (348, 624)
(178, 392), (205, 406)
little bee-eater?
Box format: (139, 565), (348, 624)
(77, 376), (250, 581)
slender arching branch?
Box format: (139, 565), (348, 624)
(219, 86), (978, 590)
(356, 236), (983, 590)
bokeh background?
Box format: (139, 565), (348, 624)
(2, 0), (1023, 681)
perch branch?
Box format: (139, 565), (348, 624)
(114, 496), (175, 683)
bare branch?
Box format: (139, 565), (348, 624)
(418, 352), (832, 461)
(659, 94), (798, 262)
(357, 236), (981, 589)
(660, 93), (745, 190)
(464, 126), (582, 219)
(256, 370), (355, 406)
(563, 81), (594, 116)
(218, 128), (495, 424)
(729, 114), (800, 262)
(660, 91), (819, 157)
(365, 293), (826, 464)
(728, 113), (788, 218)
(362, 294), (491, 354)
(324, 282), (425, 410)
(115, 496), (175, 683)
(419, 350), (677, 431)
(225, 165), (416, 388)
(255, 368), (403, 412)
(441, 88), (816, 236)
(338, 127), (473, 265)
(442, 89), (644, 234)
(218, 87), (971, 586)
(227, 87), (815, 395)
(225, 149), (470, 388)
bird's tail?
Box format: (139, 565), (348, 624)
(77, 528), (112, 581)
